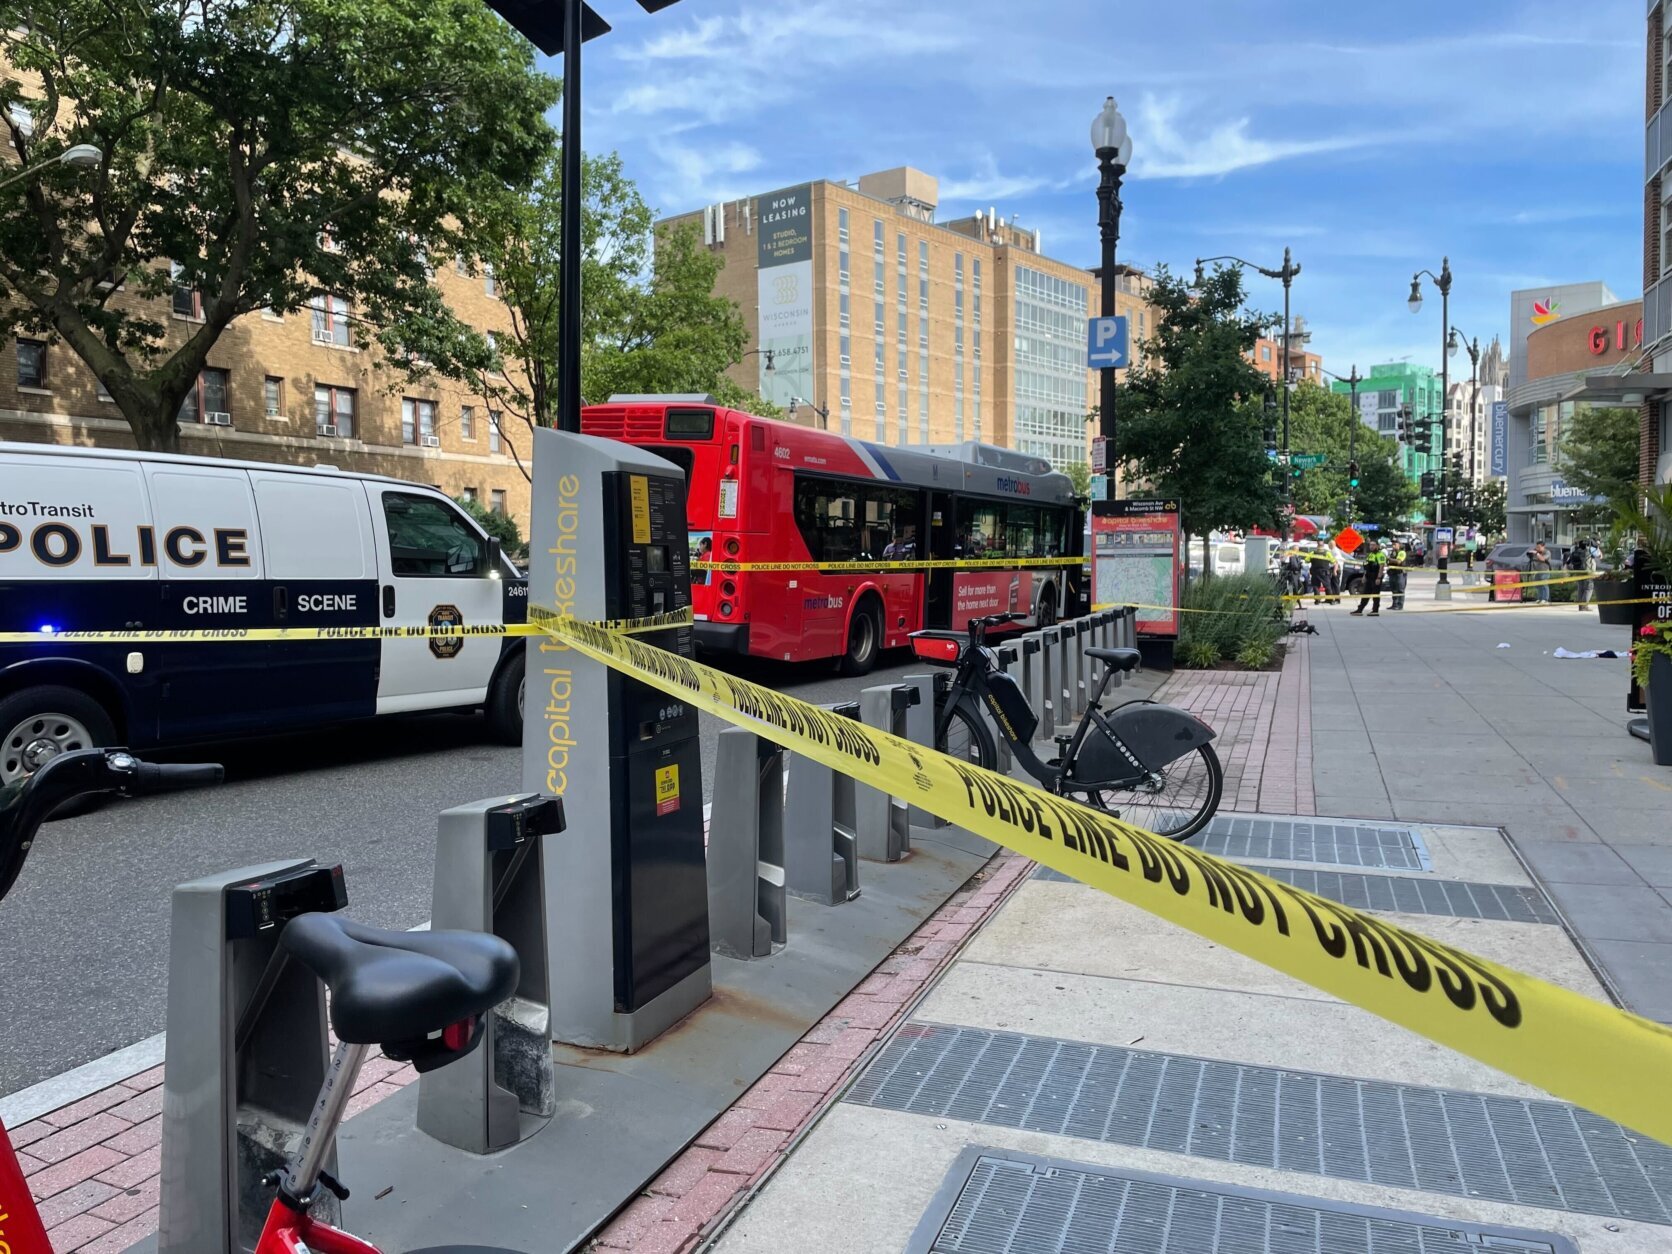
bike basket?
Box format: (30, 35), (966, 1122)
(909, 632), (962, 666)
(982, 670), (1038, 745)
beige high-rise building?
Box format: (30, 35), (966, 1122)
(663, 167), (1158, 471)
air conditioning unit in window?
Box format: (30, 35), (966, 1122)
(318, 423), (340, 438)
(421, 434), (440, 448)
(312, 328), (334, 344)
(204, 411), (232, 427)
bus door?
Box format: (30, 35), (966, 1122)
(926, 492), (955, 627)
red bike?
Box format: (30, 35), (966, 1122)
(0, 750), (523, 1253)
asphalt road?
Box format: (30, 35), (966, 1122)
(0, 651), (929, 1096)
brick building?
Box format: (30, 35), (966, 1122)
(663, 167), (1160, 473)
(1248, 316), (1323, 387)
(1643, 4), (1672, 485)
(0, 257), (533, 529)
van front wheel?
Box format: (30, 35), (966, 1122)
(0, 686), (118, 818)
(486, 650), (525, 745)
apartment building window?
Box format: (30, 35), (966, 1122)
(264, 376), (284, 417)
(483, 262), (497, 297)
(491, 489), (507, 515)
(15, 339), (46, 389)
(839, 291), (850, 330)
(489, 410), (502, 453)
(171, 263), (203, 320)
(177, 368), (231, 425)
(402, 397), (438, 446)
(460, 487), (477, 503)
(310, 294), (352, 346)
(314, 384), (356, 438)
(460, 405), (475, 440)
(918, 240), (929, 314)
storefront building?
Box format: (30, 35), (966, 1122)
(1502, 297), (1642, 542)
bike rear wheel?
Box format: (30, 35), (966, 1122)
(1077, 742), (1222, 841)
(937, 699), (996, 771)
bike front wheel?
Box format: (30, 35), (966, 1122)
(937, 699), (997, 771)
(1076, 743), (1223, 842)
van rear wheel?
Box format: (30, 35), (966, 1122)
(0, 686), (118, 818)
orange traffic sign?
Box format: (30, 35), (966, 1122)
(1334, 526), (1364, 554)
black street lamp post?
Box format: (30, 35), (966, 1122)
(1196, 248), (1302, 528)
(487, 0), (684, 433)
(1448, 327), (1481, 491)
(1091, 96), (1132, 502)
(1408, 257), (1453, 584)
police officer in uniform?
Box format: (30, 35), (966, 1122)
(1350, 540), (1386, 617)
(1386, 539), (1410, 611)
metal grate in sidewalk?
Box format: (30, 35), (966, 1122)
(1192, 813), (1432, 870)
(848, 1024), (1672, 1225)
(1030, 863), (1556, 924)
(907, 1148), (1577, 1254)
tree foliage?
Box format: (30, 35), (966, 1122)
(1062, 460), (1092, 501)
(0, 0), (559, 451)
(1113, 265), (1278, 546)
(1285, 381), (1418, 529)
(472, 151), (774, 453)
(1560, 405), (1639, 523)
(454, 493), (524, 558)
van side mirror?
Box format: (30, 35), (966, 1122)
(485, 536), (502, 576)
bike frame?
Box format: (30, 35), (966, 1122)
(932, 632), (1154, 795)
(254, 1040), (374, 1254)
(2, 1119), (53, 1254)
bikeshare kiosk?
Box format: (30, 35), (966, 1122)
(522, 430), (711, 1051)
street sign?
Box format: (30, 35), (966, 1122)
(1086, 316), (1129, 369)
(1292, 453), (1325, 469)
(1334, 526), (1363, 553)
(1274, 451), (1291, 465)
(1091, 436), (1107, 475)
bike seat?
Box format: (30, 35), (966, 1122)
(1086, 646), (1142, 673)
(281, 914), (518, 1046)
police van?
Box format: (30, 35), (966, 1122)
(0, 442), (529, 785)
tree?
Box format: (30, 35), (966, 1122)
(1468, 478), (1507, 537)
(1063, 460), (1092, 500)
(1283, 380), (1417, 528)
(1114, 265), (1278, 563)
(1560, 405), (1639, 523)
(473, 151), (773, 450)
(0, 0), (559, 452)
(455, 494), (524, 559)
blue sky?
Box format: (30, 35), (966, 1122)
(562, 0), (1642, 377)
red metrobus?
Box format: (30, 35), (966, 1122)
(581, 395), (1085, 672)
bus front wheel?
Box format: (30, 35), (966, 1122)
(839, 599), (882, 676)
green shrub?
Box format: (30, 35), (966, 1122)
(1176, 571), (1286, 667)
(1178, 639), (1222, 669)
(1235, 638), (1274, 669)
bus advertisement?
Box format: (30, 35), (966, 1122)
(580, 396), (1084, 673)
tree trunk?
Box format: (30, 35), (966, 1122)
(128, 413), (182, 454)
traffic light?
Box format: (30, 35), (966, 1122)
(1397, 404), (1413, 443)
(1420, 471), (1436, 496)
(1347, 461), (1360, 489)
(1416, 424), (1433, 455)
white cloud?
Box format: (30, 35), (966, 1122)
(623, 1), (966, 69)
(647, 140), (765, 207)
(935, 155), (1069, 204)
(1130, 95), (1380, 180)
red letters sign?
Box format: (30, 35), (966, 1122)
(1590, 319), (1646, 356)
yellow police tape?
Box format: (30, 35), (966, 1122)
(695, 556), (1084, 574)
(537, 609), (1672, 1148)
(0, 606), (694, 646)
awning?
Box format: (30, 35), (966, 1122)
(1559, 372), (1672, 405)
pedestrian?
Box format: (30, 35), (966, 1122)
(1528, 541), (1553, 603)
(1387, 538), (1410, 611)
(1350, 540), (1386, 616)
(1569, 537), (1598, 610)
(1308, 544), (1332, 606)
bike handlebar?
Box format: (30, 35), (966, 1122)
(0, 750), (223, 905)
(967, 611), (1029, 647)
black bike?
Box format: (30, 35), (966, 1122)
(913, 613), (1224, 841)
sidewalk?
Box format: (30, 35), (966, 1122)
(1304, 576), (1672, 1021)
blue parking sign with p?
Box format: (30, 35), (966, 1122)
(1087, 316), (1129, 369)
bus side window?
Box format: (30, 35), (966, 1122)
(793, 477), (860, 563)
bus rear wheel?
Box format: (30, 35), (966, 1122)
(839, 600), (882, 676)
